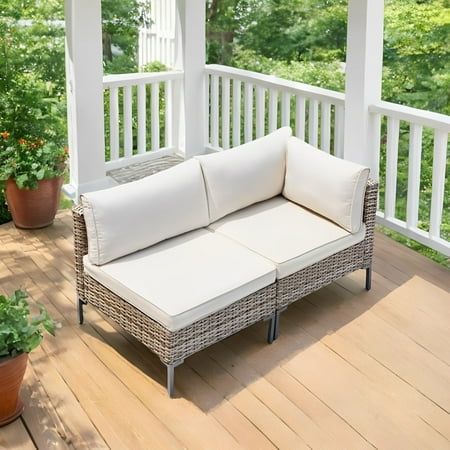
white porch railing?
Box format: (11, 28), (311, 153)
(204, 65), (449, 256)
(102, 71), (183, 171)
(205, 65), (345, 156)
(370, 101), (450, 255)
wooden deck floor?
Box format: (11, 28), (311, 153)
(0, 211), (449, 450)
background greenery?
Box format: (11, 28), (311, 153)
(0, 0), (448, 266)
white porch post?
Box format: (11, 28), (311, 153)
(64, 0), (114, 199)
(344, 0), (384, 179)
(175, 0), (206, 158)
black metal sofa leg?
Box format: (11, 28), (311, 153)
(165, 360), (184, 397)
(365, 266), (372, 291)
(77, 297), (85, 325)
(267, 313), (277, 344)
(267, 310), (282, 344)
(273, 310), (281, 341)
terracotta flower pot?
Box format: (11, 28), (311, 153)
(5, 176), (63, 229)
(0, 352), (28, 427)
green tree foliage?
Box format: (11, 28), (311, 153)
(102, 0), (151, 74)
(384, 0), (450, 114)
(207, 0), (450, 115)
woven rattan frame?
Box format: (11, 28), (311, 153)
(73, 206), (276, 364)
(276, 179), (378, 309)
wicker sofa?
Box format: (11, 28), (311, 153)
(73, 127), (377, 397)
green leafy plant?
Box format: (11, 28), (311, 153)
(0, 132), (68, 190)
(0, 290), (56, 359)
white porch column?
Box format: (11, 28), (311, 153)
(175, 0), (206, 158)
(64, 0), (114, 199)
(344, 0), (384, 178)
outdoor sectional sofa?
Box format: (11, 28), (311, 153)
(73, 127), (378, 397)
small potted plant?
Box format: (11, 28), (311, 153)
(0, 132), (68, 229)
(0, 290), (56, 426)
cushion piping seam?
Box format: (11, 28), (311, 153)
(349, 168), (368, 233)
(195, 160), (213, 223)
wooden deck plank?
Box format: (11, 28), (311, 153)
(283, 342), (448, 450)
(292, 294), (450, 442)
(205, 342), (349, 450)
(20, 365), (71, 450)
(0, 420), (35, 450)
(237, 306), (450, 449)
(374, 232), (450, 291)
(370, 277), (450, 365)
(225, 331), (375, 450)
(188, 351), (310, 449)
(333, 306), (450, 413)
(0, 212), (449, 450)
(28, 350), (109, 450)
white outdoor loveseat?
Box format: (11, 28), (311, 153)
(73, 127), (378, 396)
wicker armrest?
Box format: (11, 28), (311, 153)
(72, 205), (88, 299)
(362, 179), (378, 266)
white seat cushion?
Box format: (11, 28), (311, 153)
(81, 159), (209, 265)
(209, 197), (366, 279)
(283, 137), (370, 233)
(196, 127), (292, 222)
(83, 228), (276, 331)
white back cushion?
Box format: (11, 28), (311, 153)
(196, 127), (292, 222)
(81, 159), (209, 265)
(283, 137), (369, 233)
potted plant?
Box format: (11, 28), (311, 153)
(0, 290), (56, 426)
(0, 132), (68, 229)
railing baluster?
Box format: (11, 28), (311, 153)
(295, 95), (305, 140)
(210, 75), (219, 148)
(406, 123), (423, 229)
(384, 117), (400, 220)
(244, 82), (253, 143)
(268, 90), (278, 133)
(334, 104), (345, 158)
(172, 78), (181, 150)
(281, 92), (291, 127)
(137, 84), (146, 154)
(222, 77), (230, 149)
(109, 87), (119, 160)
(123, 85), (133, 158)
(151, 82), (160, 151)
(165, 80), (173, 148)
(308, 99), (319, 147)
(321, 101), (331, 153)
(205, 74), (210, 146)
(255, 86), (265, 138)
(232, 79), (241, 147)
(429, 129), (448, 240)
